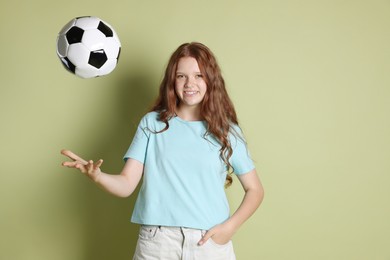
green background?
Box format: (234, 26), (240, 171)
(1, 0), (389, 259)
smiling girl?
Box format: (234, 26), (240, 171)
(61, 42), (264, 260)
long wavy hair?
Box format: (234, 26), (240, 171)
(151, 42), (239, 187)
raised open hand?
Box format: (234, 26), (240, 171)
(61, 149), (103, 182)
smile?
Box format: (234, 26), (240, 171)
(184, 91), (199, 96)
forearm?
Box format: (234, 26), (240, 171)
(227, 183), (264, 232)
(199, 180), (264, 246)
(94, 172), (135, 198)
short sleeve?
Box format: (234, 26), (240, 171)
(229, 125), (255, 175)
(123, 117), (149, 164)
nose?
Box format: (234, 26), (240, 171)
(184, 76), (194, 88)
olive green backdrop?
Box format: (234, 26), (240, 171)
(1, 0), (389, 259)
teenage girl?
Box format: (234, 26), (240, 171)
(61, 42), (264, 260)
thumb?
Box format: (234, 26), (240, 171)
(198, 230), (214, 246)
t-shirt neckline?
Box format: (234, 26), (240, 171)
(174, 115), (206, 124)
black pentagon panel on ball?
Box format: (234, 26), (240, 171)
(88, 49), (108, 69)
(60, 57), (76, 73)
(66, 27), (84, 44)
(97, 21), (113, 37)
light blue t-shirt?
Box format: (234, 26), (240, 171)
(123, 111), (255, 230)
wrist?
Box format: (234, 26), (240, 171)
(223, 218), (239, 235)
(92, 171), (102, 183)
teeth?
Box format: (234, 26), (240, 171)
(185, 91), (197, 94)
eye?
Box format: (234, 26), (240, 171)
(195, 74), (203, 78)
(176, 74), (185, 79)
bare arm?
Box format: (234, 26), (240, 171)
(199, 169), (264, 245)
(61, 149), (143, 198)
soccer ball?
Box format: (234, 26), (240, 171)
(56, 16), (121, 78)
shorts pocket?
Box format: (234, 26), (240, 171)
(138, 225), (161, 240)
(208, 237), (232, 248)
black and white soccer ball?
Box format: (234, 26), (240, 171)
(56, 16), (121, 78)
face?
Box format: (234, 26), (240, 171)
(175, 57), (207, 110)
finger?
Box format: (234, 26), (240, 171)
(198, 230), (214, 246)
(87, 160), (94, 174)
(64, 150), (88, 164)
(75, 162), (87, 172)
(94, 159), (103, 170)
(62, 161), (78, 167)
(61, 149), (88, 164)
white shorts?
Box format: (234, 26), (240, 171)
(133, 225), (236, 260)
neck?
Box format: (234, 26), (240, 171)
(176, 105), (203, 121)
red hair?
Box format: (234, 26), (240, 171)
(151, 42), (238, 187)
